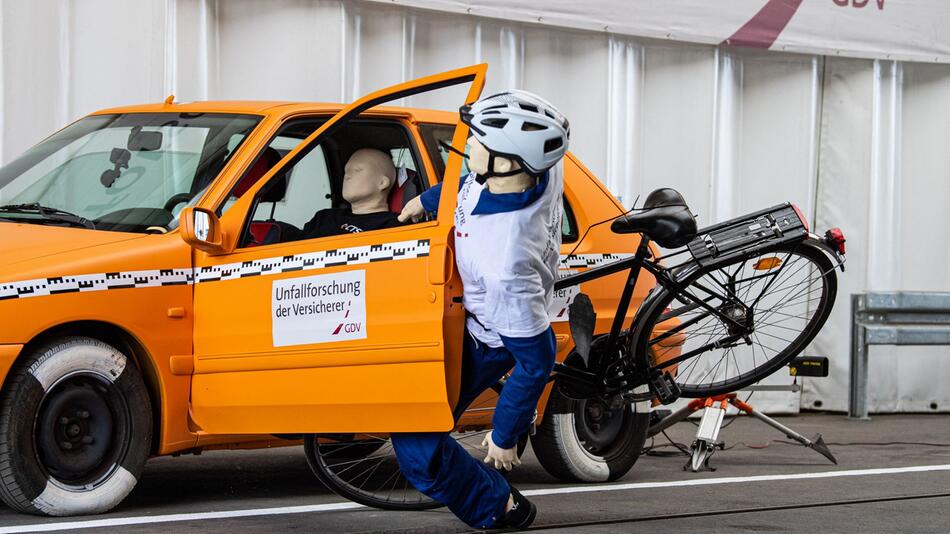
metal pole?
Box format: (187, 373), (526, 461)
(848, 293), (870, 420)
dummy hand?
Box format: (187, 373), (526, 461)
(481, 431), (521, 471)
(398, 195), (425, 223)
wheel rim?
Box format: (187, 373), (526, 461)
(572, 395), (633, 459)
(645, 245), (832, 394)
(34, 372), (130, 487)
(308, 430), (496, 509)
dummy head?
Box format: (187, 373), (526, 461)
(342, 148), (397, 213)
(466, 137), (519, 177)
(466, 136), (536, 194)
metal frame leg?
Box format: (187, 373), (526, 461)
(849, 294), (870, 420)
(731, 398), (837, 464)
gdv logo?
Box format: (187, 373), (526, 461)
(832, 0), (885, 9)
(331, 304), (362, 335)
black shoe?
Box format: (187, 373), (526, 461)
(493, 486), (537, 530)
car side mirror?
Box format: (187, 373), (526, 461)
(179, 206), (229, 255)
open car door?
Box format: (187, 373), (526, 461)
(187, 65), (485, 434)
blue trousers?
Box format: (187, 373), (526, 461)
(391, 327), (556, 529)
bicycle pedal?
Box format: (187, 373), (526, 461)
(649, 372), (681, 404)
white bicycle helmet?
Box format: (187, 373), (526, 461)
(460, 90), (570, 178)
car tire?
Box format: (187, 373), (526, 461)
(0, 337), (152, 516)
(530, 386), (649, 483)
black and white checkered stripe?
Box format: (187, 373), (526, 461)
(192, 239), (431, 283)
(0, 239), (431, 301)
(0, 268), (195, 301)
(559, 253), (633, 269)
(0, 244), (629, 302)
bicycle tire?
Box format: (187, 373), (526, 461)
(631, 242), (837, 397)
(304, 430), (528, 511)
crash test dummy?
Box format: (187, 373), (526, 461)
(393, 90), (570, 530)
(294, 148), (401, 239)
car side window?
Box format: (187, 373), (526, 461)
(250, 140), (332, 228)
(418, 123), (470, 178)
(562, 196), (579, 243)
(231, 117), (428, 248)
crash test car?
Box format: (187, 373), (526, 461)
(0, 65), (666, 515)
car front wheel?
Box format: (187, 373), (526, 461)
(0, 337), (152, 516)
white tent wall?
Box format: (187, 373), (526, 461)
(1, 0), (949, 413)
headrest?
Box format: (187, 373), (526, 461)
(248, 221), (281, 246)
(388, 167), (417, 213)
(233, 147), (282, 198)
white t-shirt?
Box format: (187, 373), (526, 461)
(453, 165), (564, 347)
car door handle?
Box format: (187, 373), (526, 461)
(427, 244), (455, 285)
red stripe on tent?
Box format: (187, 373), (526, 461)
(724, 0), (803, 49)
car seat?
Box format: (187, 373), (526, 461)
(242, 148), (294, 247)
(388, 167), (421, 214)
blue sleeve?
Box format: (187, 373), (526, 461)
(491, 327), (557, 449)
(420, 182), (442, 213)
(420, 174), (467, 214)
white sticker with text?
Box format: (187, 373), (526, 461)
(549, 270), (579, 322)
(272, 270), (367, 347)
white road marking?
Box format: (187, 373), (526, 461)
(520, 462), (950, 496)
(4, 463), (950, 533)
(0, 502), (363, 533)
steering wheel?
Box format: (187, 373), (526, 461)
(163, 193), (193, 213)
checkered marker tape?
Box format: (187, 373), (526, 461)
(193, 239), (431, 283)
(559, 253), (634, 269)
(0, 239), (431, 301)
(0, 240), (630, 302)
(0, 268), (195, 301)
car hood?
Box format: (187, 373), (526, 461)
(0, 222), (144, 269)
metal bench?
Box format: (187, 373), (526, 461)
(849, 291), (950, 419)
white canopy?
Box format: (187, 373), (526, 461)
(371, 0), (950, 64)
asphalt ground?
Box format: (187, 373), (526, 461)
(1, 413), (949, 533)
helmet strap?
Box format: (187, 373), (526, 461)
(476, 153), (527, 183)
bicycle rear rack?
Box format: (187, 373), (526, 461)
(687, 203), (808, 268)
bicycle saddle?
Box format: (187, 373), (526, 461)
(610, 188), (698, 248)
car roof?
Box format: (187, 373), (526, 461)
(91, 100), (458, 124)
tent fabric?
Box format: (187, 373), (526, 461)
(365, 0), (950, 64)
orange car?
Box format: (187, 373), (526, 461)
(0, 65), (661, 516)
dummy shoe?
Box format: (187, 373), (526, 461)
(492, 486), (537, 530)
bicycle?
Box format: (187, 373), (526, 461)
(303, 187), (847, 510)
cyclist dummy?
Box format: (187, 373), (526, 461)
(293, 148), (401, 239)
(393, 90), (570, 530)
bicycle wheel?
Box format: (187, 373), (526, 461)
(632, 242), (836, 397)
(304, 429), (527, 511)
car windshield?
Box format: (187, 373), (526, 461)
(0, 112), (262, 233)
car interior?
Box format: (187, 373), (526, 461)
(223, 118), (429, 247)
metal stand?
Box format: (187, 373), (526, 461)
(648, 390), (837, 472)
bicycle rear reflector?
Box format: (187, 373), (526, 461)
(824, 228), (846, 255)
(792, 204), (809, 232)
(753, 257), (782, 270)
(789, 356), (829, 377)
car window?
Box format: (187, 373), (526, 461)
(562, 196), (579, 243)
(391, 147), (416, 172)
(252, 143), (332, 228)
(232, 117), (427, 248)
(0, 112), (261, 233)
(418, 123), (470, 178)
